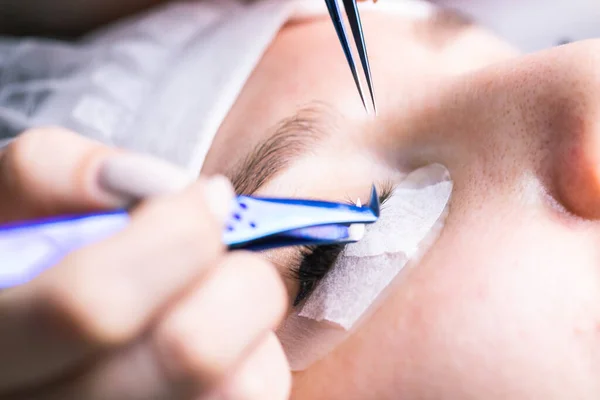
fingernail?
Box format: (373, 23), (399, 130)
(204, 175), (235, 223)
(98, 154), (194, 203)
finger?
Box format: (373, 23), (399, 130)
(18, 254), (287, 400)
(0, 128), (122, 222)
(0, 127), (193, 223)
(152, 253), (287, 398)
(0, 177), (234, 392)
(208, 332), (292, 400)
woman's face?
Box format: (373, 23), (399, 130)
(203, 9), (600, 400)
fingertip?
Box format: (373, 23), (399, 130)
(224, 252), (289, 326)
(203, 175), (235, 223)
(216, 332), (292, 400)
(152, 254), (288, 394)
(97, 153), (194, 203)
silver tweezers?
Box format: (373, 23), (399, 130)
(324, 0), (377, 114)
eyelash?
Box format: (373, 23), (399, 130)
(293, 244), (346, 306)
(290, 182), (396, 307)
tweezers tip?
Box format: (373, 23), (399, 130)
(370, 99), (378, 116)
(368, 185), (380, 217)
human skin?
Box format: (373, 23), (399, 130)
(0, 130), (292, 400)
(3, 4), (600, 399)
(203, 10), (600, 400)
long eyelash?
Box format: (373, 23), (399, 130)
(293, 244), (345, 306)
(290, 181), (396, 307)
(341, 180), (395, 206)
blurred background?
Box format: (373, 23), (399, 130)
(0, 0), (598, 49)
(435, 0), (600, 52)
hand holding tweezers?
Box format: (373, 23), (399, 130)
(324, 0), (377, 114)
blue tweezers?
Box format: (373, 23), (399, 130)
(0, 187), (380, 289)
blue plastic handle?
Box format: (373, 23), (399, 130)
(0, 211), (130, 289)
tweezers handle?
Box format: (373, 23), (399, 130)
(0, 211), (130, 289)
(0, 188), (378, 289)
(0, 212), (352, 288)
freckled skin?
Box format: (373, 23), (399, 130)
(205, 11), (600, 400)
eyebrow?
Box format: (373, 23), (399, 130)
(226, 103), (338, 195)
(225, 104), (396, 298)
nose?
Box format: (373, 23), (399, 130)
(547, 43), (600, 219)
(400, 40), (600, 219)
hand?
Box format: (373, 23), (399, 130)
(0, 128), (291, 400)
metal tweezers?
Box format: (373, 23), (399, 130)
(324, 0), (377, 114)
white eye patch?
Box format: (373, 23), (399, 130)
(277, 164), (453, 371)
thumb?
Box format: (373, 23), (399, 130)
(0, 128), (124, 222)
(0, 128), (191, 223)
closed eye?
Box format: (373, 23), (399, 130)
(290, 181), (396, 306)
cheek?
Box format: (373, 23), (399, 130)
(292, 208), (600, 399)
(397, 222), (600, 398)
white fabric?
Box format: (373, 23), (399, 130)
(0, 0), (434, 174)
(435, 0), (600, 52)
